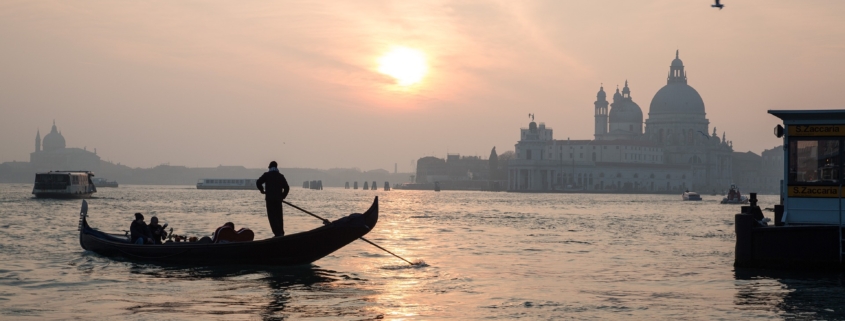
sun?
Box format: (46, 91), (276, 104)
(377, 47), (428, 86)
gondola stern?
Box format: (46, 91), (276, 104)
(363, 196), (379, 231)
(78, 200), (91, 250)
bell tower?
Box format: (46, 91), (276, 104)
(594, 85), (608, 139)
(35, 129), (41, 152)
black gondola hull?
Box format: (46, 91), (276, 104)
(79, 197), (378, 266)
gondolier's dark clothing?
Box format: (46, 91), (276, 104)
(257, 168), (290, 236)
(130, 220), (152, 244)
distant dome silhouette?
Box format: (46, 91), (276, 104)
(42, 121), (66, 152)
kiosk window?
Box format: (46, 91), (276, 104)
(789, 139), (841, 184)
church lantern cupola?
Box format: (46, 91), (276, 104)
(668, 50), (687, 84)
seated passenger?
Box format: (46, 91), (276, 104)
(147, 216), (168, 245)
(130, 213), (153, 244)
(212, 222), (254, 243)
(212, 222), (235, 243)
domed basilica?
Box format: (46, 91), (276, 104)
(509, 51), (733, 192)
(30, 121), (101, 171)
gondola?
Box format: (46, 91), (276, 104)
(78, 197), (378, 266)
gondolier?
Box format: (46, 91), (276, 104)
(257, 161), (290, 236)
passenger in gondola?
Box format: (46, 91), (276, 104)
(130, 213), (153, 244)
(212, 222), (235, 243)
(257, 161), (290, 237)
(212, 222), (255, 243)
(147, 216), (168, 245)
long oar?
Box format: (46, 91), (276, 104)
(282, 200), (419, 265)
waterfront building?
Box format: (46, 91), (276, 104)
(760, 146), (785, 194)
(415, 154), (488, 183)
(30, 121), (101, 172)
(508, 51), (733, 192)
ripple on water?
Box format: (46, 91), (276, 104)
(0, 186), (825, 319)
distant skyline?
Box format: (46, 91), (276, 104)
(2, 1), (843, 172)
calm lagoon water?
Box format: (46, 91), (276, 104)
(1, 184), (845, 320)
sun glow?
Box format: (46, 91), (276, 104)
(378, 47), (428, 86)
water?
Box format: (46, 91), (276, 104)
(2, 184), (845, 320)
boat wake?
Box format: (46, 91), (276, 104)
(380, 260), (429, 270)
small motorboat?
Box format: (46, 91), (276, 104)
(78, 197), (379, 266)
(682, 190), (702, 201)
(721, 184), (749, 204)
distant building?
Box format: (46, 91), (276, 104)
(30, 121), (101, 172)
(732, 151), (763, 193)
(508, 51), (734, 192)
(760, 146), (785, 193)
(414, 154), (488, 183)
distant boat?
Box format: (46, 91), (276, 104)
(32, 171), (97, 198)
(92, 177), (118, 188)
(197, 179), (257, 190)
(682, 190), (702, 201)
(721, 184), (749, 204)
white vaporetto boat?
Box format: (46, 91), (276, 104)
(196, 178), (258, 190)
(682, 191), (702, 201)
(32, 171), (97, 198)
(92, 177), (118, 188)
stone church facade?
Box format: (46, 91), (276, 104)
(508, 51), (733, 192)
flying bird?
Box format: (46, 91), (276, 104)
(712, 0), (724, 10)
(698, 131), (710, 139)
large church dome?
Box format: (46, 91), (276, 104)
(42, 121), (66, 152)
(650, 83), (705, 115)
(648, 51), (706, 116)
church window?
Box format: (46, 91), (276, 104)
(592, 152), (596, 162)
(527, 150), (532, 160)
(634, 173), (639, 178)
(650, 173), (655, 178)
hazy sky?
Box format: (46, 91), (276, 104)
(2, 1), (844, 172)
